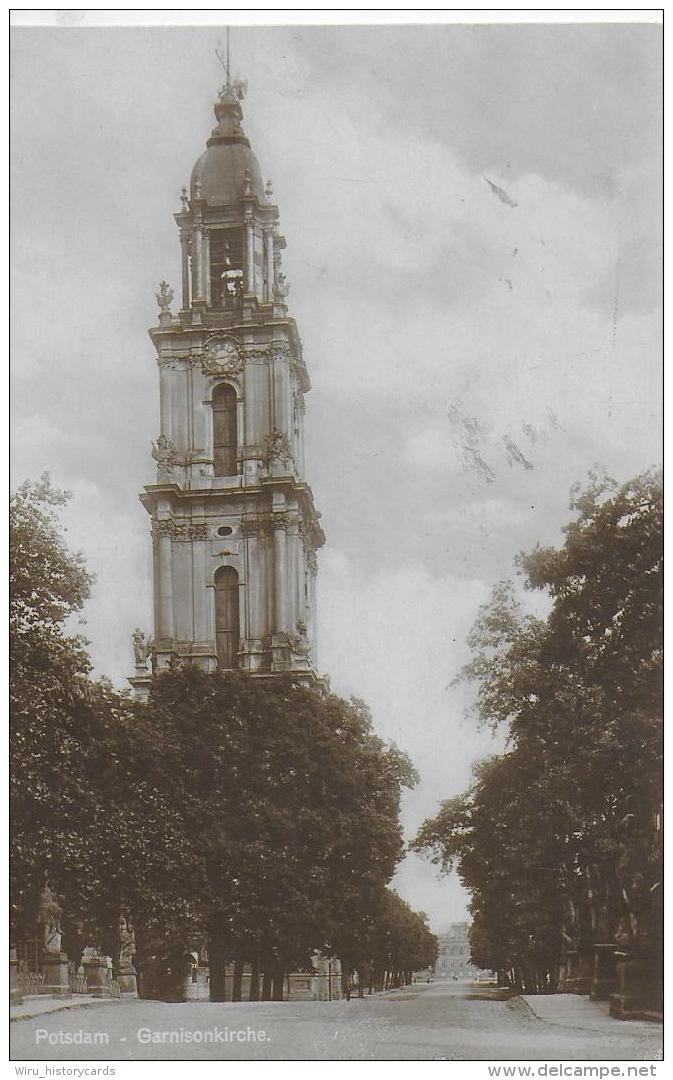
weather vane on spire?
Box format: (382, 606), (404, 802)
(216, 28), (247, 102)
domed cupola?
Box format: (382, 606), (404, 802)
(172, 67), (289, 316)
(190, 79), (264, 206)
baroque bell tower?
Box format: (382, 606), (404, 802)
(131, 68), (325, 691)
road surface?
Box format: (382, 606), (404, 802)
(10, 979), (662, 1061)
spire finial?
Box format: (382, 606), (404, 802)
(215, 29), (247, 102)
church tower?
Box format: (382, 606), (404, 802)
(132, 71), (325, 689)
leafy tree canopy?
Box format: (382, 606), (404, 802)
(413, 469), (662, 987)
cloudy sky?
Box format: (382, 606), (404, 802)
(11, 18), (662, 930)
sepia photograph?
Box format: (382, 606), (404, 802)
(9, 10), (662, 1066)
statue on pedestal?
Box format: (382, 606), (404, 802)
(265, 428), (293, 466)
(39, 886), (63, 955)
(131, 627), (152, 669)
(117, 915), (139, 998)
(118, 915), (137, 974)
(273, 271), (290, 300)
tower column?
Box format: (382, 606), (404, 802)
(287, 514), (300, 631)
(244, 525), (266, 671)
(180, 233), (190, 310)
(193, 222), (204, 301)
(295, 527), (305, 628)
(245, 218), (255, 294)
(203, 229), (211, 306)
(159, 361), (174, 442)
(307, 551), (318, 668)
(272, 347), (290, 436)
(155, 523), (175, 645)
(273, 516), (288, 633)
(264, 227), (274, 302)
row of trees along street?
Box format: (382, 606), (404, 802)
(10, 475), (438, 1000)
(413, 470), (662, 1014)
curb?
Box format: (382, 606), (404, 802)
(11, 998), (125, 1023)
(519, 994), (661, 1034)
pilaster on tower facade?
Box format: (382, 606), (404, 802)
(133, 74), (325, 690)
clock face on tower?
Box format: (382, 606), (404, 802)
(202, 335), (243, 376)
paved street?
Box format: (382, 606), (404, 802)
(11, 979), (662, 1062)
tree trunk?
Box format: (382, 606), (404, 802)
(209, 941), (227, 1002)
(249, 953), (260, 1001)
(261, 967), (272, 1001)
(232, 957), (243, 1002)
(272, 963), (284, 1001)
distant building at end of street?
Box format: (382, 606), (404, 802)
(434, 922), (490, 980)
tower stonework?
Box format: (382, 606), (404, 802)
(132, 76), (324, 691)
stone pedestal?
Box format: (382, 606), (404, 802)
(83, 958), (113, 998)
(10, 947), (22, 1005)
(118, 970), (138, 998)
(271, 632), (292, 672)
(561, 949), (594, 995)
(590, 943), (617, 1000)
(287, 972), (314, 1000)
(40, 952), (70, 996)
(610, 951), (662, 1020)
(128, 670), (151, 701)
(310, 955), (342, 1001)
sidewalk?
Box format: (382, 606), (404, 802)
(522, 994), (656, 1033)
(11, 995), (123, 1023)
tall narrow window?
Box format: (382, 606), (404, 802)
(214, 566), (239, 669)
(212, 384), (237, 476)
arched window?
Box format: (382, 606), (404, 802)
(214, 566), (239, 669)
(212, 384), (237, 476)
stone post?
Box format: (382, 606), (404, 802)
(591, 943), (617, 1000)
(40, 952), (70, 997)
(10, 946), (22, 1005)
(610, 950), (661, 1019)
(82, 953), (112, 998)
(561, 948), (593, 995)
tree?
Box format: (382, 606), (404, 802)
(11, 476), (93, 936)
(140, 669), (418, 998)
(10, 474), (92, 665)
(11, 475), (430, 1003)
(351, 890), (438, 993)
(413, 469), (662, 989)
(10, 478), (202, 956)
